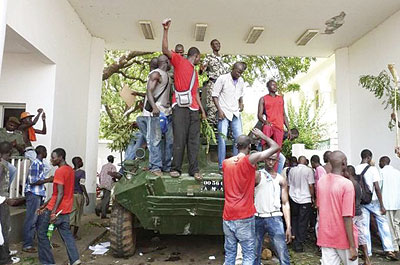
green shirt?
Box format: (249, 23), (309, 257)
(0, 128), (24, 157)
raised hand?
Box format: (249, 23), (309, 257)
(162, 18), (171, 30)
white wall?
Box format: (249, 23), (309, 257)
(287, 56), (337, 149)
(0, 52), (56, 149)
(336, 9), (400, 167)
(3, 0), (105, 204)
(0, 0), (7, 77)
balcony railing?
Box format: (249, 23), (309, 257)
(9, 157), (30, 199)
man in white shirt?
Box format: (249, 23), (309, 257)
(355, 149), (396, 260)
(254, 153), (291, 265)
(212, 62), (245, 171)
(287, 156), (315, 252)
(379, 156), (400, 253)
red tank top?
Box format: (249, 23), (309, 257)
(263, 94), (284, 130)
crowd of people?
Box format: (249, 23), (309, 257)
(0, 110), (88, 264)
(0, 17), (399, 265)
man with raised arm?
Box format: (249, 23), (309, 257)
(253, 153), (291, 265)
(222, 128), (279, 265)
(18, 109), (46, 161)
(317, 151), (358, 265)
(161, 18), (206, 180)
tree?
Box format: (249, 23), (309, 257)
(359, 70), (400, 129)
(281, 97), (327, 158)
(100, 50), (314, 153)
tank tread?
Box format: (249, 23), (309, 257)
(110, 202), (136, 258)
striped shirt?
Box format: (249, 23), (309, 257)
(25, 158), (46, 197)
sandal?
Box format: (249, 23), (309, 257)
(386, 251), (399, 261)
(150, 170), (163, 177)
(170, 171), (180, 178)
(194, 173), (203, 181)
(10, 257), (20, 264)
(22, 247), (37, 253)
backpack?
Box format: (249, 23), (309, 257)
(358, 165), (373, 205)
(175, 69), (195, 107)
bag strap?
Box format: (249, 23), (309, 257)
(153, 73), (170, 103)
(188, 68), (196, 92)
(360, 165), (370, 177)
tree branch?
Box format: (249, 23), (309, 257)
(104, 104), (115, 123)
(102, 51), (153, 80)
(117, 71), (146, 84)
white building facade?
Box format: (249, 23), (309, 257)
(1, 0), (400, 210)
(0, 0), (105, 210)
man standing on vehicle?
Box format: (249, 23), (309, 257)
(257, 80), (290, 170)
(142, 55), (173, 175)
(200, 39), (228, 127)
(212, 62), (245, 172)
(222, 128), (279, 265)
(161, 18), (207, 180)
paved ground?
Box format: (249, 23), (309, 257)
(10, 213), (399, 265)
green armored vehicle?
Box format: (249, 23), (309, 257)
(110, 144), (226, 258)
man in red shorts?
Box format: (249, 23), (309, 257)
(257, 79), (290, 169)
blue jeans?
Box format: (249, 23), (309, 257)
(361, 200), (394, 256)
(254, 216), (290, 265)
(144, 116), (173, 172)
(6, 161), (16, 185)
(218, 116), (242, 169)
(277, 153), (286, 174)
(37, 210), (80, 265)
(223, 216), (256, 265)
(124, 131), (146, 160)
(23, 192), (44, 249)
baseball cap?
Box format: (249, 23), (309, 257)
(20, 112), (34, 120)
(8, 117), (20, 125)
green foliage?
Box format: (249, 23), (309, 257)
(281, 97), (327, 158)
(241, 111), (257, 135)
(359, 70), (400, 129)
(100, 50), (159, 152)
(215, 55), (314, 92)
(100, 49), (314, 153)
(200, 119), (216, 154)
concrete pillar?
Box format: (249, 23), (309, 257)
(335, 48), (352, 160)
(0, 0), (7, 77)
(84, 37), (105, 213)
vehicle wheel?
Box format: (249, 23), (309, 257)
(110, 202), (136, 258)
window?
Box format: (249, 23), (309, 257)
(0, 103), (26, 127)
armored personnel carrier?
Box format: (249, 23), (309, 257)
(109, 144), (226, 258)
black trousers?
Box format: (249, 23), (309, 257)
(171, 106), (200, 176)
(290, 197), (312, 246)
(0, 204), (10, 265)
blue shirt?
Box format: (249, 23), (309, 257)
(25, 159), (46, 197)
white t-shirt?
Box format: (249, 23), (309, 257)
(288, 164), (315, 204)
(355, 163), (381, 202)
